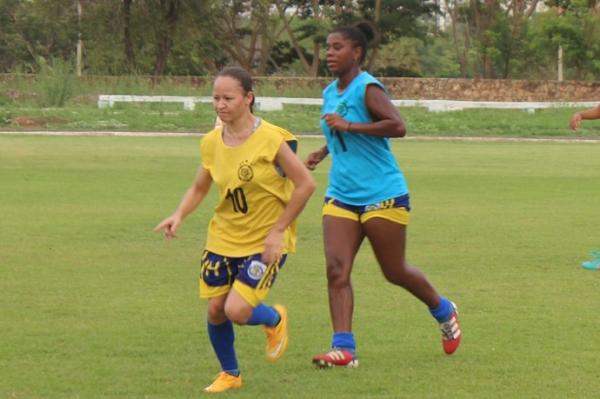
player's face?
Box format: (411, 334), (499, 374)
(326, 32), (361, 75)
(213, 76), (253, 123)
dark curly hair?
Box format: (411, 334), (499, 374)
(330, 21), (379, 64)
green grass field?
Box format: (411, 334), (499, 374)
(3, 103), (600, 139)
(1, 135), (600, 398)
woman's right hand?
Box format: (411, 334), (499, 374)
(570, 112), (582, 131)
(153, 214), (182, 239)
(304, 147), (328, 170)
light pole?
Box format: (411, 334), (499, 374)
(557, 5), (565, 82)
(557, 45), (563, 81)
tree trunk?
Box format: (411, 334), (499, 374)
(123, 0), (136, 73)
(471, 0), (499, 78)
(152, 0), (180, 77)
(445, 0), (469, 77)
(501, 0), (540, 78)
(275, 1), (311, 73)
(308, 0), (322, 77)
(366, 0), (381, 71)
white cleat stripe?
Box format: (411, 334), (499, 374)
(268, 338), (286, 358)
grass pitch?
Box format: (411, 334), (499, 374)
(1, 135), (599, 398)
(3, 103), (600, 139)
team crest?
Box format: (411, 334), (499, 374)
(238, 161), (254, 182)
(335, 101), (348, 116)
(247, 260), (267, 280)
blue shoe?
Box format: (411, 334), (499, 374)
(581, 250), (600, 271)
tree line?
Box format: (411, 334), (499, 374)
(0, 0), (598, 80)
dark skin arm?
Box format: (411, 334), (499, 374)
(304, 145), (329, 170)
(321, 84), (406, 138)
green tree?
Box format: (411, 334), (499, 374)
(272, 0), (440, 77)
(444, 0), (542, 78)
(275, 0), (330, 77)
(0, 0), (78, 73)
(353, 0), (440, 70)
(205, 0), (287, 75)
(524, 2), (600, 79)
(80, 0), (220, 75)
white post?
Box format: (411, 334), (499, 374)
(557, 45), (563, 82)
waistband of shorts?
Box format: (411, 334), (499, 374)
(323, 194), (410, 214)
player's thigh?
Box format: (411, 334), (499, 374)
(323, 215), (364, 274)
(232, 254), (287, 308)
(199, 250), (236, 300)
(362, 215), (408, 272)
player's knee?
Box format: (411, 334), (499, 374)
(207, 301), (226, 324)
(326, 258), (351, 287)
(224, 303), (249, 325)
(380, 262), (410, 286)
(383, 271), (409, 287)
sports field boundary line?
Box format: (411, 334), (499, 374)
(1, 130), (599, 143)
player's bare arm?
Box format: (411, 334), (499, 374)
(262, 142), (316, 264)
(320, 85), (405, 138)
(570, 104), (600, 130)
(154, 167), (213, 239)
(305, 145), (329, 170)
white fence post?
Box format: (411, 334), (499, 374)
(96, 95), (599, 113)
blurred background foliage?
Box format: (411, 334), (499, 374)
(0, 0), (598, 80)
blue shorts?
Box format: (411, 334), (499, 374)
(322, 194), (411, 225)
(199, 250), (287, 306)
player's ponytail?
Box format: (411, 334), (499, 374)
(353, 21), (377, 47)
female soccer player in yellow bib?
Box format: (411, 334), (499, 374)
(155, 66), (315, 393)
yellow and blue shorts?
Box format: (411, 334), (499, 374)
(322, 194), (411, 225)
(199, 250), (286, 307)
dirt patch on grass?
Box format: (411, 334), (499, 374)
(11, 116), (68, 127)
(71, 95), (98, 106)
(3, 89), (38, 102)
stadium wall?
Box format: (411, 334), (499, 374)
(1, 74), (599, 101)
(253, 77), (600, 102)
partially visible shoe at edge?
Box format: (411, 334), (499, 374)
(582, 250), (600, 270)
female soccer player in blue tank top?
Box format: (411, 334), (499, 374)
(155, 67), (315, 392)
(570, 104), (600, 270)
(306, 22), (462, 368)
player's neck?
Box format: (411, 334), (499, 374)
(222, 113), (259, 146)
(337, 67), (361, 91)
(225, 113), (256, 137)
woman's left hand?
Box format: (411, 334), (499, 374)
(321, 113), (349, 131)
(262, 229), (284, 265)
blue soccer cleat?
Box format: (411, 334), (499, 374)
(581, 250), (600, 271)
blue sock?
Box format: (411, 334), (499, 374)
(246, 303), (280, 327)
(332, 332), (356, 354)
(430, 297), (453, 323)
(207, 320), (239, 376)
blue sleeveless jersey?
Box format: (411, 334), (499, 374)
(321, 71), (408, 205)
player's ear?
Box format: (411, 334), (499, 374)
(246, 91), (255, 110)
